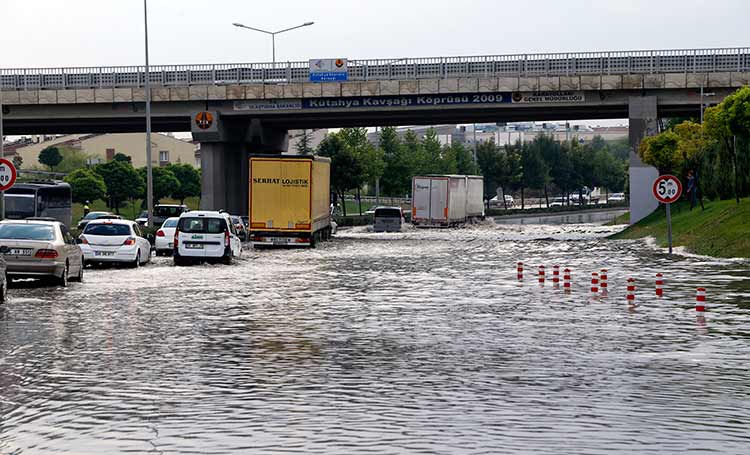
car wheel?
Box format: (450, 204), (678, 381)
(132, 252), (141, 269)
(73, 259), (84, 282)
(57, 264), (69, 287)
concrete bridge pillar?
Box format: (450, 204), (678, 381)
(628, 96), (660, 224)
(192, 114), (288, 215)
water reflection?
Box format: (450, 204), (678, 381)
(0, 221), (749, 454)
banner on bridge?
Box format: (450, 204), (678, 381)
(511, 91), (585, 103)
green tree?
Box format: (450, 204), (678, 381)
(703, 86), (750, 203)
(379, 127), (413, 197)
(638, 130), (680, 174)
(167, 163), (201, 204)
(521, 141), (550, 207)
(421, 128), (443, 174)
(138, 166), (180, 205)
(38, 146), (63, 171)
(476, 141), (502, 207)
(94, 160), (144, 214)
(338, 127), (384, 214)
(64, 168), (106, 204)
(294, 130), (314, 154)
(112, 153), (132, 163)
(317, 133), (363, 216)
(57, 146), (93, 173)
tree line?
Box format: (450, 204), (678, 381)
(639, 86), (750, 204)
(63, 153), (201, 213)
(305, 126), (628, 214)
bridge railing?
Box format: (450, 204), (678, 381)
(1, 47), (748, 91)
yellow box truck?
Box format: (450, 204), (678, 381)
(248, 155), (332, 247)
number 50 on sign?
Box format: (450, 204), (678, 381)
(0, 158), (17, 192)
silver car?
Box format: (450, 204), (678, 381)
(0, 219), (84, 286)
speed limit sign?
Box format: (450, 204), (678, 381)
(0, 158), (17, 191)
(652, 175), (683, 204)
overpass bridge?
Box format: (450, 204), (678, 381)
(2, 47), (749, 222)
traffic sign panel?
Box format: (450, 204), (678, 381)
(652, 175), (682, 204)
(0, 159), (17, 191)
(194, 111), (214, 130)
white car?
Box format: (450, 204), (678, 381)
(155, 217), (180, 256)
(79, 219), (152, 267)
(549, 197), (566, 207)
(173, 211), (242, 265)
(489, 195), (514, 208)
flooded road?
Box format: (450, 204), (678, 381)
(1, 221), (749, 454)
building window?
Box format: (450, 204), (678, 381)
(159, 150), (169, 165)
(106, 148), (115, 161)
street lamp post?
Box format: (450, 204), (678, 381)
(232, 21), (314, 64)
(0, 77), (5, 220)
(144, 0), (154, 228)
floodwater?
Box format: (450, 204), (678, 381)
(1, 221), (749, 455)
(494, 208), (628, 225)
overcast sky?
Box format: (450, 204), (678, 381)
(1, 0), (747, 68)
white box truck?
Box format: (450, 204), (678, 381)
(411, 175), (484, 227)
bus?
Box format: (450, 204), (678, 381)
(3, 181), (73, 227)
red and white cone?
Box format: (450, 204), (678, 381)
(517, 262), (523, 281)
(600, 269), (608, 293)
(563, 268), (571, 291)
(552, 265), (560, 286)
(655, 273), (664, 297)
(696, 288), (706, 312)
(538, 265), (545, 284)
(626, 278), (636, 307)
(590, 272), (599, 294)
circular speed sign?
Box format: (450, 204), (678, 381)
(652, 174), (683, 204)
(0, 158), (17, 191)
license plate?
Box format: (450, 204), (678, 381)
(271, 238), (291, 245)
(185, 243), (204, 249)
(94, 251), (115, 257)
(7, 248), (32, 256)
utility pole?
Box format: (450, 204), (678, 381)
(0, 83), (5, 220)
(144, 0), (154, 228)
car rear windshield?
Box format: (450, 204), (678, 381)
(162, 219), (179, 228)
(178, 217), (226, 234)
(154, 206), (184, 217)
(84, 212), (110, 220)
(0, 224), (55, 241)
(84, 224), (132, 236)
(375, 208), (402, 218)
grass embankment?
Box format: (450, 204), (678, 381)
(609, 198), (750, 258)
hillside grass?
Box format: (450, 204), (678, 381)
(609, 198), (750, 258)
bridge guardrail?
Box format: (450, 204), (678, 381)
(1, 47), (748, 91)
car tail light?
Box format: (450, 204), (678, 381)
(156, 229), (165, 237)
(35, 249), (59, 259)
(174, 229), (180, 249)
(224, 230), (230, 247)
(122, 237), (136, 246)
(80, 236), (89, 245)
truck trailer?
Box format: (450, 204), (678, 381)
(248, 155), (332, 247)
(411, 175), (484, 227)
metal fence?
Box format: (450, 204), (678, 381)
(1, 47), (748, 91)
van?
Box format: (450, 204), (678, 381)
(373, 206), (405, 232)
(173, 211), (242, 265)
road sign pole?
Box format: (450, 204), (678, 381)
(666, 202), (673, 254)
(1, 84), (5, 221)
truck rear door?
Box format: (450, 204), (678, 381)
(412, 178), (432, 221)
(250, 158), (312, 232)
(430, 178), (449, 221)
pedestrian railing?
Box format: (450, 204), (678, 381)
(1, 47), (748, 91)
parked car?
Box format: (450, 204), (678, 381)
(550, 197), (566, 207)
(135, 211), (148, 227)
(609, 193), (626, 202)
(79, 219), (152, 268)
(173, 211), (242, 265)
(154, 217), (180, 256)
(230, 216), (248, 241)
(77, 211), (120, 230)
(489, 195), (514, 208)
(373, 206), (405, 232)
(0, 219), (84, 286)
(153, 204), (189, 227)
